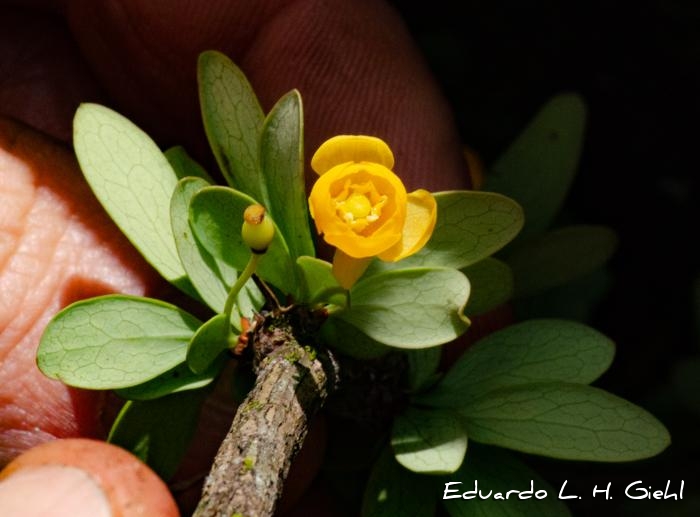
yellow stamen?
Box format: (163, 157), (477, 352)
(343, 193), (372, 219)
(334, 180), (388, 233)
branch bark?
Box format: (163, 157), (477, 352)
(193, 308), (338, 517)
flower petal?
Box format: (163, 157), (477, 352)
(332, 249), (373, 289)
(308, 162), (406, 258)
(378, 189), (437, 262)
(311, 135), (394, 175)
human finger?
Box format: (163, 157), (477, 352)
(0, 117), (157, 464)
(0, 6), (103, 142)
(0, 438), (179, 517)
(62, 0), (469, 190)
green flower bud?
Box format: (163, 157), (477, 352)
(242, 204), (275, 253)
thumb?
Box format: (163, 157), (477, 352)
(0, 439), (179, 517)
(62, 0), (468, 191)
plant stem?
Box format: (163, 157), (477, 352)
(193, 308), (338, 517)
(223, 253), (261, 323)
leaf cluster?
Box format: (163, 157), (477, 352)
(361, 95), (670, 517)
(32, 52), (670, 517)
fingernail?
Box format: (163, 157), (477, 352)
(0, 465), (112, 517)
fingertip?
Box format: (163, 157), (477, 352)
(0, 439), (179, 517)
(0, 465), (111, 517)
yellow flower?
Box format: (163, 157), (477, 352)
(308, 135), (437, 288)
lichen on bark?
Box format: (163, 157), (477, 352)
(193, 306), (339, 517)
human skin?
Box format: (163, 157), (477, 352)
(0, 0), (468, 514)
(0, 438), (180, 516)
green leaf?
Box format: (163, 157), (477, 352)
(459, 382), (671, 461)
(164, 145), (214, 183)
(506, 225), (617, 298)
(405, 347), (442, 392)
(461, 258), (513, 316)
(108, 390), (206, 480)
(37, 295), (200, 389)
(339, 268), (470, 348)
(297, 256), (347, 306)
(189, 186), (298, 296)
(187, 313), (230, 374)
(514, 268), (611, 322)
(671, 357), (700, 411)
(320, 317), (389, 359)
(170, 178), (264, 327)
(392, 407), (467, 474)
(420, 319), (615, 408)
(442, 444), (572, 517)
(361, 447), (437, 517)
(171, 177), (231, 310)
(260, 90), (314, 260)
(73, 103), (192, 292)
(485, 93), (586, 241)
(371, 191), (523, 272)
(115, 360), (221, 401)
(198, 51), (265, 200)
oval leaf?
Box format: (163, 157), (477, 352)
(420, 319), (615, 408)
(485, 93), (586, 241)
(514, 268), (612, 322)
(461, 258), (513, 316)
(165, 145), (213, 183)
(260, 90), (315, 259)
(38, 295), (200, 389)
(115, 360), (221, 401)
(375, 191), (523, 272)
(459, 382), (671, 462)
(171, 176), (230, 311)
(338, 268), (470, 348)
(405, 347), (442, 393)
(320, 318), (389, 359)
(507, 224), (617, 298)
(189, 186), (298, 296)
(73, 103), (191, 292)
(362, 447), (437, 517)
(442, 444), (572, 517)
(198, 50), (265, 200)
(392, 407), (467, 475)
(297, 256), (347, 306)
(171, 177), (264, 324)
(187, 313), (230, 374)
(108, 390), (206, 480)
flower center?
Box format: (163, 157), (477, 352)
(343, 194), (372, 219)
(334, 179), (387, 232)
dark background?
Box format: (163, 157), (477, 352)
(392, 1), (699, 515)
